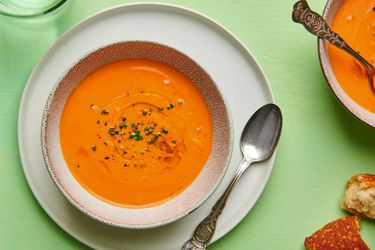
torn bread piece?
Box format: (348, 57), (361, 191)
(304, 216), (369, 250)
(342, 174), (375, 219)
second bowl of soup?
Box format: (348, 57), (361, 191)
(319, 0), (375, 126)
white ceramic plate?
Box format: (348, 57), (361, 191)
(18, 3), (275, 249)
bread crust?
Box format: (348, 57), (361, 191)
(342, 174), (375, 219)
(304, 216), (369, 250)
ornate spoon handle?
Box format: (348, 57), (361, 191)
(292, 0), (347, 49)
(292, 0), (375, 94)
(182, 159), (251, 250)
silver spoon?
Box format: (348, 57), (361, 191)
(292, 0), (375, 95)
(182, 103), (282, 250)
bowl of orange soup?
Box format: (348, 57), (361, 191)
(41, 41), (232, 228)
(319, 0), (375, 126)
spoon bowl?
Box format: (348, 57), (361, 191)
(241, 104), (282, 161)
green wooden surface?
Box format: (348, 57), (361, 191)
(1, 0), (374, 249)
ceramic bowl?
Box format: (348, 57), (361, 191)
(318, 0), (375, 127)
(41, 41), (233, 229)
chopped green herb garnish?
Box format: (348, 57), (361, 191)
(135, 129), (141, 135)
(121, 117), (126, 122)
(167, 104), (174, 110)
(144, 127), (149, 131)
(129, 132), (136, 139)
(142, 110), (148, 116)
(161, 128), (168, 134)
(92, 145), (97, 151)
(158, 107), (164, 111)
(135, 135), (143, 141)
(131, 123), (136, 128)
(119, 124), (124, 129)
(108, 127), (115, 136)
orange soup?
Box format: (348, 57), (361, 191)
(60, 59), (213, 207)
(329, 0), (375, 113)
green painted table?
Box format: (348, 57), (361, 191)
(1, 0), (374, 249)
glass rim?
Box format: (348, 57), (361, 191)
(0, 0), (68, 17)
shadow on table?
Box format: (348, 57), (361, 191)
(325, 88), (375, 155)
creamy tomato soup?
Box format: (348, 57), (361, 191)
(60, 59), (213, 207)
(329, 0), (375, 112)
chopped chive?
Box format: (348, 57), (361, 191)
(129, 132), (136, 139)
(108, 127), (115, 136)
(161, 128), (168, 134)
(167, 104), (174, 110)
(142, 110), (148, 116)
(92, 145), (97, 151)
(121, 117), (126, 122)
(131, 123), (135, 128)
(158, 107), (164, 111)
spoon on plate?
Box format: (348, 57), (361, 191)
(182, 103), (282, 250)
(292, 0), (375, 95)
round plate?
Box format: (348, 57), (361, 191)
(18, 3), (275, 249)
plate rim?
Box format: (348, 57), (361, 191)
(17, 2), (276, 248)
